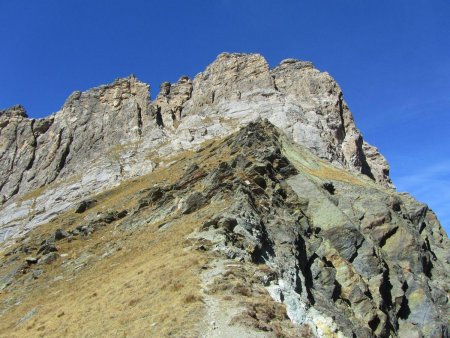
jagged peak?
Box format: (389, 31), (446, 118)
(62, 75), (150, 108)
(204, 52), (270, 73)
(86, 74), (149, 93)
(233, 118), (281, 142)
(216, 51), (265, 60)
(274, 58), (315, 70)
(212, 52), (315, 72)
(0, 104), (28, 119)
(157, 76), (192, 96)
(0, 52), (393, 237)
(177, 75), (192, 84)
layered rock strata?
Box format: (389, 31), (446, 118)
(0, 53), (398, 243)
(0, 121), (447, 337)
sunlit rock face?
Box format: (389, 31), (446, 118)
(0, 53), (391, 242)
(0, 53), (448, 337)
(172, 53), (391, 186)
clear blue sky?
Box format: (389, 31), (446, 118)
(1, 1), (449, 233)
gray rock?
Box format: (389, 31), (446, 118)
(37, 240), (58, 255)
(25, 257), (38, 265)
(189, 121), (449, 337)
(182, 192), (207, 214)
(0, 76), (158, 242)
(0, 53), (393, 244)
(54, 228), (69, 240)
(38, 252), (59, 265)
(31, 269), (43, 279)
(18, 307), (38, 325)
(75, 199), (97, 213)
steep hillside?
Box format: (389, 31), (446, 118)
(0, 53), (448, 337)
(1, 53), (390, 244)
(0, 121), (448, 337)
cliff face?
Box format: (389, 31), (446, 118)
(0, 121), (448, 337)
(157, 53), (390, 184)
(0, 76), (156, 201)
(0, 53), (390, 242)
(0, 53), (448, 338)
(0, 77), (163, 241)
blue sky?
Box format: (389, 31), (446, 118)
(1, 1), (449, 233)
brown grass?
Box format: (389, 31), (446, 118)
(231, 291), (301, 337)
(0, 212), (208, 337)
(0, 144), (230, 338)
(0, 131), (322, 338)
(233, 282), (252, 297)
(203, 262), (302, 337)
(184, 294), (203, 304)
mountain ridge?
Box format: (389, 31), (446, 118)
(0, 52), (448, 337)
(0, 119), (448, 337)
(1, 53), (391, 243)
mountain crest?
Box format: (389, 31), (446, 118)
(0, 117), (448, 337)
(0, 104), (28, 119)
(0, 53), (391, 244)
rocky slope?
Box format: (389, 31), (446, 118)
(0, 53), (448, 337)
(0, 53), (390, 243)
(0, 120), (448, 337)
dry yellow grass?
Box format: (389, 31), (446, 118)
(0, 215), (207, 337)
(0, 126), (351, 338)
(0, 145), (225, 338)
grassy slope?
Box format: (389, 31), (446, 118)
(0, 125), (394, 338)
(0, 147), (213, 337)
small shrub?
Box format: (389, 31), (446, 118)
(128, 298), (141, 307)
(233, 282), (252, 297)
(171, 281), (184, 291)
(184, 294), (203, 303)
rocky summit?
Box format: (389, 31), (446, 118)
(0, 53), (448, 337)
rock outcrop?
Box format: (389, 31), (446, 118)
(0, 52), (448, 337)
(0, 76), (156, 201)
(1, 53), (392, 243)
(0, 120), (448, 337)
(187, 121), (449, 337)
(177, 53), (390, 184)
(0, 77), (163, 241)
